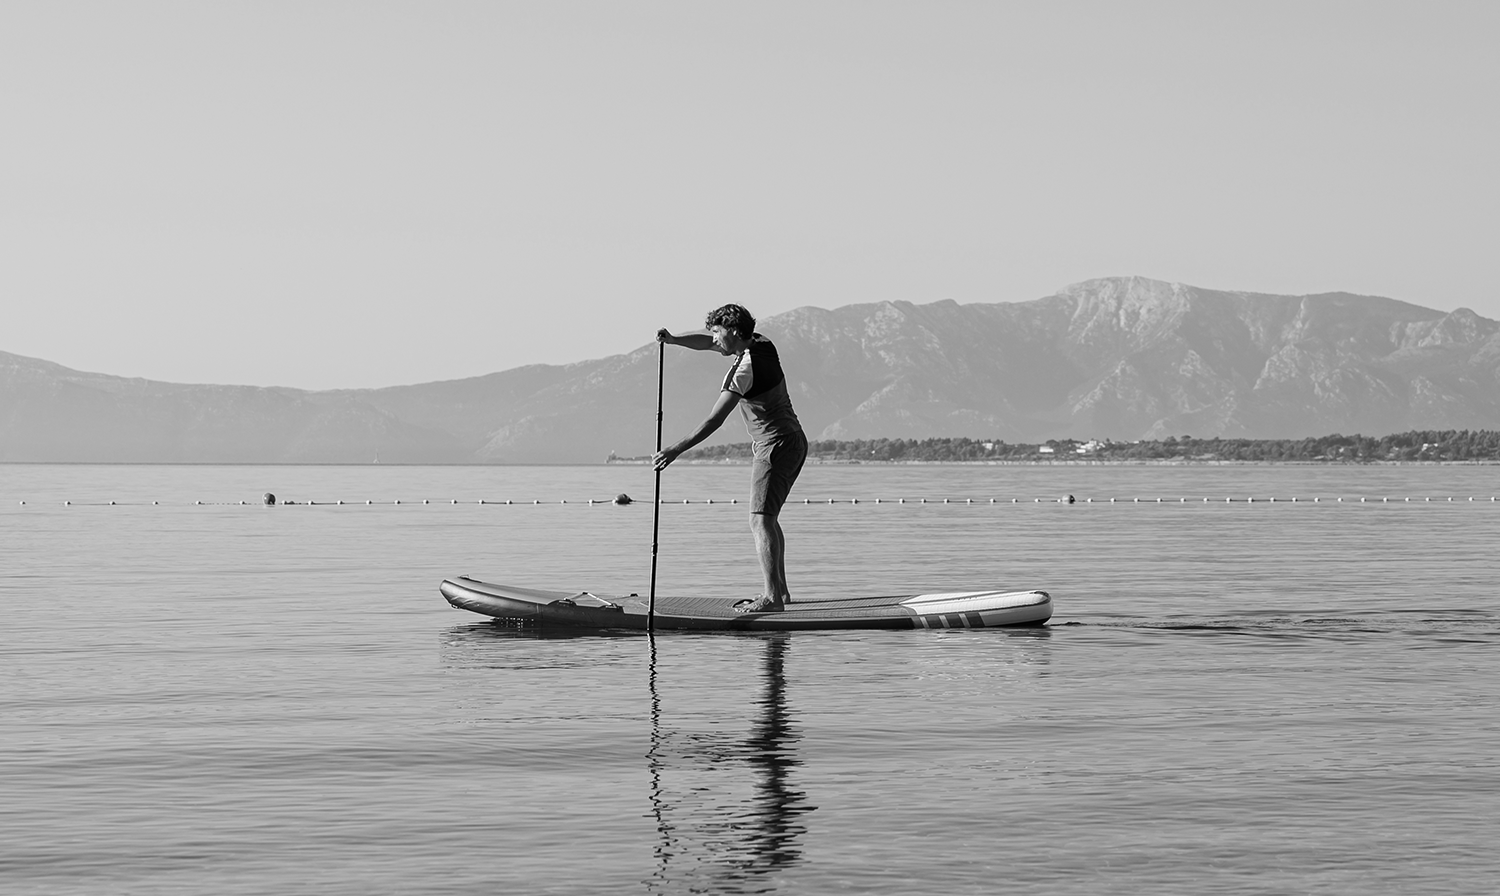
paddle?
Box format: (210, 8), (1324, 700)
(648, 339), (664, 631)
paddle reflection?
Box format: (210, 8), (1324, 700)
(646, 633), (812, 893)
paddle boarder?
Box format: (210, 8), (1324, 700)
(654, 304), (808, 613)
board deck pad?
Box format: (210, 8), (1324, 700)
(440, 577), (1051, 631)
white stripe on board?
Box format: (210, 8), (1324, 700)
(900, 590), (1048, 615)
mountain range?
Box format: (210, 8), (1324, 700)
(5, 276), (1499, 463)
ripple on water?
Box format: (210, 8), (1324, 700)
(2, 464), (1499, 894)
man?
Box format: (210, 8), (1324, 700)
(653, 304), (807, 613)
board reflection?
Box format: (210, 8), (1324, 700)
(440, 624), (814, 892)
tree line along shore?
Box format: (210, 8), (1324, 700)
(647, 430), (1500, 464)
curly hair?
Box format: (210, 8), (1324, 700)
(704, 304), (756, 336)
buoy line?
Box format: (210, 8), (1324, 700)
(23, 495), (1500, 506)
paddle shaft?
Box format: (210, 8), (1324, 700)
(648, 341), (664, 630)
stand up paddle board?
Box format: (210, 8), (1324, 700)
(440, 576), (1051, 631)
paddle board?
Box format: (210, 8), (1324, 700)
(440, 576), (1051, 631)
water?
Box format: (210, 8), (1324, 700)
(3, 463), (1498, 894)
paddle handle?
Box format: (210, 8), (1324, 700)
(648, 341), (664, 631)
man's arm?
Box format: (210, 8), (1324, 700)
(657, 329), (717, 351)
(653, 390), (740, 470)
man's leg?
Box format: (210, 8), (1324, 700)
(750, 512), (788, 603)
(740, 433), (804, 613)
(769, 514), (788, 602)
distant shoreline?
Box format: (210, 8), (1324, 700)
(608, 458), (1500, 467)
(9, 459), (1497, 466)
(611, 431), (1500, 466)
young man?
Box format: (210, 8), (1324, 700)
(653, 304), (808, 613)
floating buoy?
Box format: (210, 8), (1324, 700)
(264, 493), (276, 506)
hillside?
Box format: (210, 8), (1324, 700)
(5, 276), (1499, 463)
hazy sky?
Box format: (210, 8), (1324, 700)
(3, 1), (1495, 389)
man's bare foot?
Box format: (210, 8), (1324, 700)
(733, 595), (784, 613)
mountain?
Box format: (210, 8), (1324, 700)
(5, 276), (1500, 463)
(773, 277), (1500, 443)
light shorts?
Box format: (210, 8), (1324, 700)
(749, 430), (808, 516)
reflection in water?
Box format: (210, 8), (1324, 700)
(439, 621), (1056, 891)
(646, 633), (812, 893)
(441, 622), (815, 890)
(443, 620), (641, 644)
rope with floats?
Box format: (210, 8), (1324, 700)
(21, 495), (1500, 506)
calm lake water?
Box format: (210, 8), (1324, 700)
(3, 463), (1498, 895)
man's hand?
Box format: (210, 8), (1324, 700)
(652, 446), (681, 471)
(656, 328), (674, 345)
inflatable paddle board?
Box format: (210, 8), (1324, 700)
(440, 576), (1051, 631)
